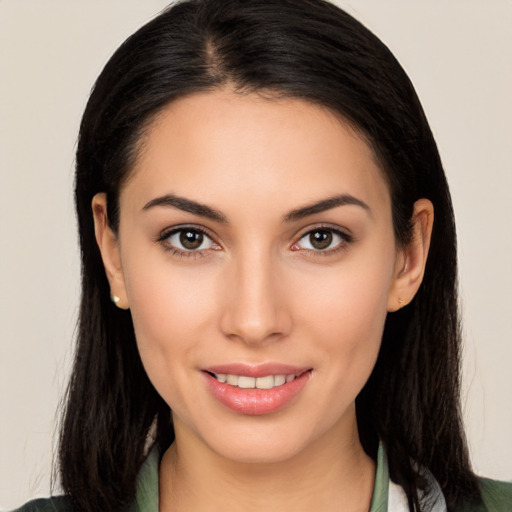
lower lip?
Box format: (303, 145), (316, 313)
(203, 371), (312, 415)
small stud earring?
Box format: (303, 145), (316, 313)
(111, 293), (129, 310)
(398, 297), (405, 308)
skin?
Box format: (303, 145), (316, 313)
(93, 89), (433, 512)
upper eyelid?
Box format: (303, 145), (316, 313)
(295, 224), (352, 240)
(293, 225), (353, 252)
(157, 224), (217, 242)
(291, 228), (353, 261)
(157, 226), (220, 257)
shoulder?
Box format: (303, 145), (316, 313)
(478, 478), (512, 512)
(10, 496), (73, 512)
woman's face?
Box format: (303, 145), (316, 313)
(103, 90), (408, 463)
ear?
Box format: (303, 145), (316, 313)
(387, 199), (434, 312)
(92, 193), (129, 310)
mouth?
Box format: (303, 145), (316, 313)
(202, 366), (313, 415)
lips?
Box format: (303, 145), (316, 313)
(202, 364), (312, 415)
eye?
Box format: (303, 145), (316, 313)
(161, 227), (219, 252)
(293, 227), (350, 252)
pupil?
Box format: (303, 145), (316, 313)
(180, 230), (203, 250)
(310, 230), (332, 250)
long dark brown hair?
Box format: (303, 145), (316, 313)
(60, 1), (480, 510)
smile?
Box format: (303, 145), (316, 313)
(203, 366), (312, 415)
(211, 373), (297, 389)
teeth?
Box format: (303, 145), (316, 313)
(274, 375), (286, 386)
(256, 375), (274, 389)
(238, 376), (256, 388)
(226, 374), (238, 386)
(214, 373), (297, 389)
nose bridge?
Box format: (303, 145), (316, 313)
(220, 244), (289, 344)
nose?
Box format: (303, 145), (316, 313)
(219, 251), (292, 345)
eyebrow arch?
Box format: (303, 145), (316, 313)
(283, 194), (371, 222)
(142, 194), (228, 223)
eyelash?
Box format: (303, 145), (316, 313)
(157, 225), (220, 259)
(292, 225), (353, 258)
(157, 225), (353, 259)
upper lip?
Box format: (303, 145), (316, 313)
(202, 363), (311, 378)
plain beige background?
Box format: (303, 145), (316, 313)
(1, 1), (511, 509)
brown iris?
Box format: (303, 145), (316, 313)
(309, 230), (333, 250)
(180, 230), (204, 250)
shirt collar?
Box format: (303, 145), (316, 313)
(129, 442), (408, 512)
(128, 446), (159, 512)
(369, 442), (389, 512)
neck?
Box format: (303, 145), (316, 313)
(159, 409), (376, 512)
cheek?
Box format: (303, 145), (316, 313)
(288, 266), (391, 423)
(145, 271), (213, 320)
(301, 284), (387, 374)
(122, 254), (220, 390)
(297, 251), (393, 322)
(290, 249), (395, 375)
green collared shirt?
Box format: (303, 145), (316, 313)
(12, 444), (512, 511)
(131, 443), (393, 512)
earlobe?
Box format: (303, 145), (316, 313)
(387, 199), (434, 312)
(92, 193), (130, 310)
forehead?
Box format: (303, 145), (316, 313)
(122, 89), (391, 218)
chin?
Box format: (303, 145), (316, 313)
(208, 433), (309, 464)
(185, 411), (332, 466)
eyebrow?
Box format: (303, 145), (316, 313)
(142, 192), (371, 223)
(142, 194), (228, 223)
(283, 194), (371, 222)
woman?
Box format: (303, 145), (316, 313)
(13, 0), (511, 511)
